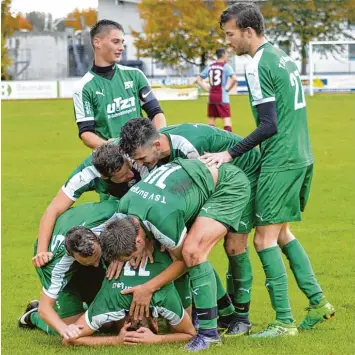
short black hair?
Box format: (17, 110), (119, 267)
(65, 226), (98, 257)
(100, 217), (139, 263)
(92, 143), (125, 178)
(90, 19), (124, 46)
(216, 48), (226, 59)
(220, 2), (264, 36)
(119, 118), (159, 157)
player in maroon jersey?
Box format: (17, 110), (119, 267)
(197, 48), (238, 132)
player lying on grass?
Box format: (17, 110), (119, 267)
(62, 236), (196, 346)
(32, 142), (148, 271)
(119, 119), (261, 334)
(19, 200), (127, 339)
(100, 157), (250, 351)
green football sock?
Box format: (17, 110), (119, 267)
(214, 269), (235, 317)
(30, 311), (57, 335)
(228, 251), (253, 316)
(282, 239), (323, 305)
(189, 261), (218, 330)
(226, 263), (234, 300)
(257, 246), (294, 324)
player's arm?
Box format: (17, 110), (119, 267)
(63, 313), (124, 346)
(33, 189), (74, 267)
(224, 64), (237, 92)
(228, 101), (278, 158)
(73, 85), (106, 149)
(196, 66), (210, 92)
(80, 132), (107, 149)
(201, 65), (277, 166)
(138, 86), (166, 129)
(123, 310), (195, 344)
(137, 69), (166, 129)
(225, 74), (238, 92)
(38, 292), (83, 340)
(228, 63), (277, 158)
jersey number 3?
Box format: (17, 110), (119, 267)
(209, 69), (222, 86)
(290, 70), (306, 110)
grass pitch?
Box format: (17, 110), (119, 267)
(2, 94), (355, 355)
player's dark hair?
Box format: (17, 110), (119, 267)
(90, 19), (124, 46)
(100, 217), (139, 263)
(119, 118), (160, 157)
(220, 2), (264, 36)
(92, 143), (125, 178)
(216, 48), (226, 59)
(126, 312), (158, 334)
(65, 226), (98, 257)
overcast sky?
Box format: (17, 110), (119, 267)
(11, 0), (98, 19)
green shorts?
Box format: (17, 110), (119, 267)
(236, 173), (258, 234)
(54, 282), (84, 319)
(198, 164), (251, 232)
(255, 164), (313, 226)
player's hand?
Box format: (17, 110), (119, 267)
(59, 323), (84, 341)
(116, 322), (132, 344)
(106, 260), (124, 280)
(130, 240), (154, 269)
(32, 252), (53, 268)
(121, 285), (153, 320)
(199, 151), (232, 168)
(124, 327), (158, 345)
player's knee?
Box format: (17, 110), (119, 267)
(278, 225), (296, 248)
(253, 231), (273, 251)
(182, 244), (203, 267)
(254, 226), (280, 251)
(224, 233), (248, 255)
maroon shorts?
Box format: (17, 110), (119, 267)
(208, 103), (231, 118)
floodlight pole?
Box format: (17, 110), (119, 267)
(309, 42), (313, 97)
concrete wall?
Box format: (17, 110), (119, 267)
(7, 32), (68, 80)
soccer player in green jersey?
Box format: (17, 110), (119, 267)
(19, 201), (120, 340)
(62, 240), (196, 346)
(73, 20), (166, 149)
(32, 145), (148, 272)
(100, 158), (250, 351)
(119, 118), (260, 334)
(200, 2), (335, 337)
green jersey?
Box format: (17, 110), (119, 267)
(118, 158), (215, 249)
(35, 200), (119, 299)
(245, 41), (314, 172)
(86, 246), (184, 331)
(62, 153), (148, 201)
(160, 123), (260, 178)
(73, 64), (150, 140)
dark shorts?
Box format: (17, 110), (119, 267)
(208, 103), (231, 118)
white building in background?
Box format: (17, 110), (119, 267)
(98, 0), (355, 77)
(6, 32), (68, 80)
(98, 0), (200, 77)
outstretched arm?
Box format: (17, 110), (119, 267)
(33, 189), (74, 267)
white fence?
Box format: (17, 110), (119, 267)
(1, 79), (198, 101)
(1, 75), (354, 100)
